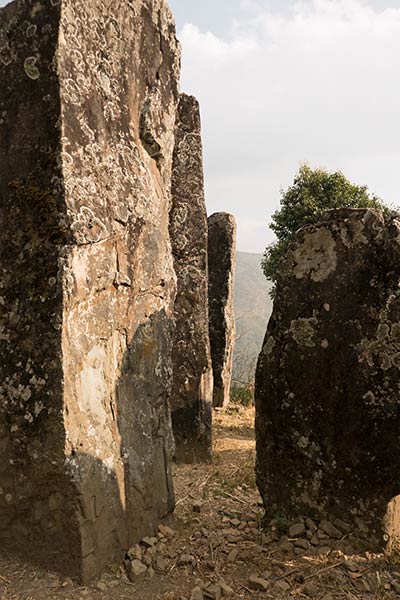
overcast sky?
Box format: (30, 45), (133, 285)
(169, 0), (400, 252)
(1, 0), (400, 252)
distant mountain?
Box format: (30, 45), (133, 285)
(233, 252), (273, 385)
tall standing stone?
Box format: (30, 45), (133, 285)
(255, 208), (400, 546)
(0, 0), (180, 582)
(169, 94), (213, 463)
(208, 213), (237, 408)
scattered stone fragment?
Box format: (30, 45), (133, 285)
(220, 581), (234, 597)
(128, 560), (147, 579)
(155, 557), (168, 573)
(191, 587), (204, 600)
(319, 520), (342, 539)
(289, 523), (306, 538)
(227, 548), (239, 562)
(317, 546), (331, 556)
(392, 580), (400, 594)
(305, 518), (317, 532)
(159, 524), (175, 538)
(294, 538), (309, 549)
(275, 580), (290, 592)
(142, 536), (158, 548)
(96, 581), (107, 591)
(204, 584), (222, 599)
(280, 541), (294, 553)
(127, 544), (142, 561)
(193, 501), (202, 513)
(333, 519), (352, 534)
(249, 575), (269, 591)
(303, 582), (318, 598)
(178, 553), (195, 566)
(344, 560), (360, 573)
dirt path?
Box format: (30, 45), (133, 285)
(1, 406), (399, 599)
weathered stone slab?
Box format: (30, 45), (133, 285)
(208, 213), (236, 408)
(255, 208), (400, 546)
(0, 0), (180, 582)
(169, 94), (213, 463)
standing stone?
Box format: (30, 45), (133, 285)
(169, 94), (213, 463)
(0, 0), (180, 582)
(255, 208), (400, 546)
(208, 213), (237, 408)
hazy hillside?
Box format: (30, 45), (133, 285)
(233, 252), (273, 385)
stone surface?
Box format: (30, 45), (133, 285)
(169, 93), (213, 463)
(255, 208), (400, 546)
(0, 0), (180, 583)
(208, 213), (237, 408)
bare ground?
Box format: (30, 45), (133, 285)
(1, 405), (400, 600)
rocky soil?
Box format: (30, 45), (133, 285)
(1, 406), (400, 600)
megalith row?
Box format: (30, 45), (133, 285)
(169, 94), (213, 464)
(0, 0), (236, 580)
(255, 208), (400, 546)
(208, 213), (237, 408)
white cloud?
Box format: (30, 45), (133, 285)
(178, 0), (400, 252)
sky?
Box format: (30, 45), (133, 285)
(168, 0), (400, 252)
(1, 0), (400, 252)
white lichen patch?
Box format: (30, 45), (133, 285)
(293, 228), (337, 282)
(359, 320), (400, 370)
(290, 317), (318, 347)
(24, 56), (40, 80)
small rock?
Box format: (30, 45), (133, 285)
(142, 536), (157, 548)
(319, 520), (342, 540)
(227, 548), (239, 562)
(178, 553), (195, 566)
(333, 518), (352, 534)
(392, 580), (400, 594)
(295, 538), (309, 550)
(271, 529), (281, 542)
(201, 527), (209, 537)
(191, 587), (204, 600)
(231, 518), (240, 527)
(249, 575), (269, 591)
(316, 529), (329, 540)
(204, 584), (221, 599)
(310, 535), (319, 546)
(317, 545), (331, 556)
(289, 523), (306, 538)
(275, 580), (290, 592)
(193, 501), (202, 513)
(220, 581), (234, 597)
(46, 574), (60, 589)
(280, 541), (294, 553)
(158, 524), (175, 537)
(128, 559), (147, 579)
(305, 518), (317, 532)
(96, 581), (107, 591)
(148, 567), (155, 578)
(303, 582), (318, 597)
(156, 556), (168, 573)
(143, 554), (152, 567)
(344, 560), (359, 573)
(127, 544), (142, 561)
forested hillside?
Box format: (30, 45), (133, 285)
(233, 252), (273, 385)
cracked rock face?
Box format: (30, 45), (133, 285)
(208, 213), (236, 408)
(169, 94), (213, 464)
(0, 0), (180, 582)
(255, 208), (400, 546)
